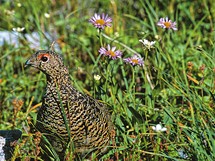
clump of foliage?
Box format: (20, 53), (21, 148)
(0, 0), (214, 160)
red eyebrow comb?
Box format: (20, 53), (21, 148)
(37, 53), (50, 59)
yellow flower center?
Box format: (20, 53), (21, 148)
(164, 22), (171, 28)
(131, 59), (138, 64)
(106, 50), (116, 57)
(95, 19), (105, 25)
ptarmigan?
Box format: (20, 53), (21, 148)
(25, 50), (113, 160)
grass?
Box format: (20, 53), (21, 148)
(0, 0), (215, 160)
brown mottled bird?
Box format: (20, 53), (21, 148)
(25, 50), (113, 160)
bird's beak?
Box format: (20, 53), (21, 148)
(24, 59), (32, 68)
(25, 53), (38, 68)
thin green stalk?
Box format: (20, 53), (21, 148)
(55, 83), (71, 140)
(102, 33), (154, 89)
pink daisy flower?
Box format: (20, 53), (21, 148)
(98, 44), (122, 60)
(157, 17), (177, 30)
(124, 54), (144, 66)
(89, 13), (112, 29)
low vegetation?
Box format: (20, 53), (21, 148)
(0, 0), (214, 160)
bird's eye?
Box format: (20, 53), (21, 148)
(41, 56), (49, 62)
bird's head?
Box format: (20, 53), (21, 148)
(25, 50), (68, 78)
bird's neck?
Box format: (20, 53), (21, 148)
(46, 72), (72, 90)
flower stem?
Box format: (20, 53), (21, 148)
(102, 32), (155, 89)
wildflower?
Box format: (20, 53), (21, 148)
(157, 17), (177, 30)
(5, 9), (15, 16)
(89, 13), (112, 29)
(94, 75), (101, 81)
(17, 3), (22, 7)
(139, 39), (156, 50)
(124, 54), (144, 66)
(44, 13), (50, 18)
(154, 35), (160, 40)
(99, 44), (122, 59)
(152, 124), (167, 132)
(12, 27), (25, 32)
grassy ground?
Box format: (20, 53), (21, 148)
(0, 0), (215, 160)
